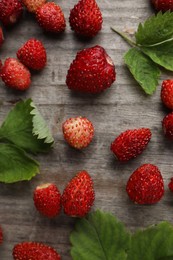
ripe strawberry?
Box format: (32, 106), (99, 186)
(33, 183), (61, 218)
(161, 80), (173, 110)
(126, 164), (164, 204)
(162, 112), (173, 140)
(17, 38), (47, 71)
(62, 171), (95, 217)
(111, 128), (152, 162)
(0, 0), (23, 27)
(0, 27), (4, 48)
(168, 178), (173, 192)
(69, 0), (103, 38)
(0, 226), (3, 245)
(152, 0), (173, 11)
(36, 2), (66, 33)
(66, 45), (116, 94)
(0, 58), (31, 91)
(21, 0), (46, 13)
(13, 242), (61, 259)
(62, 116), (94, 149)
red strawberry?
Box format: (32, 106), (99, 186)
(0, 58), (31, 91)
(66, 45), (116, 94)
(13, 242), (61, 259)
(62, 171), (95, 217)
(69, 0), (103, 38)
(36, 2), (66, 33)
(161, 80), (173, 110)
(21, 0), (46, 13)
(0, 27), (4, 48)
(111, 128), (152, 162)
(152, 0), (173, 11)
(62, 116), (94, 149)
(17, 38), (47, 71)
(162, 112), (173, 140)
(0, 0), (23, 27)
(33, 183), (61, 218)
(168, 178), (173, 192)
(0, 60), (2, 71)
(126, 164), (164, 204)
(0, 226), (3, 245)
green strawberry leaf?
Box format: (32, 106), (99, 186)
(135, 11), (173, 46)
(141, 41), (173, 71)
(124, 48), (160, 95)
(30, 101), (54, 144)
(159, 256), (173, 260)
(70, 209), (131, 260)
(0, 99), (54, 153)
(127, 222), (173, 260)
(0, 143), (39, 183)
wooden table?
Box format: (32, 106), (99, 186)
(0, 0), (173, 259)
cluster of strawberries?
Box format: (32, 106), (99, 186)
(0, 0), (116, 258)
(0, 0), (116, 95)
(0, 0), (173, 259)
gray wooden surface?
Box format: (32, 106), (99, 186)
(0, 0), (173, 259)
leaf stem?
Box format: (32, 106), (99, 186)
(111, 27), (137, 47)
(139, 37), (173, 47)
(111, 27), (173, 48)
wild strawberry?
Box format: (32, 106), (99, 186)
(0, 60), (2, 73)
(161, 80), (173, 110)
(62, 116), (94, 149)
(162, 112), (173, 140)
(62, 171), (95, 217)
(168, 178), (173, 192)
(0, 0), (23, 27)
(13, 242), (61, 259)
(36, 2), (66, 33)
(17, 38), (47, 71)
(152, 0), (173, 11)
(0, 58), (31, 91)
(0, 27), (4, 48)
(66, 45), (116, 94)
(111, 128), (152, 162)
(33, 183), (61, 218)
(21, 0), (46, 13)
(126, 164), (164, 204)
(0, 226), (3, 245)
(69, 0), (103, 38)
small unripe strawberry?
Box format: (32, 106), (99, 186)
(36, 2), (66, 33)
(161, 80), (173, 110)
(0, 0), (23, 27)
(69, 0), (103, 38)
(66, 45), (116, 94)
(62, 116), (94, 149)
(13, 242), (61, 259)
(62, 171), (95, 217)
(111, 128), (152, 162)
(126, 164), (164, 204)
(17, 38), (47, 71)
(162, 112), (173, 140)
(22, 0), (46, 13)
(33, 183), (61, 218)
(0, 58), (31, 91)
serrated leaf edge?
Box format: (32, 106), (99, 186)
(30, 101), (54, 145)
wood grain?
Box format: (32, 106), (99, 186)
(0, 0), (173, 259)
